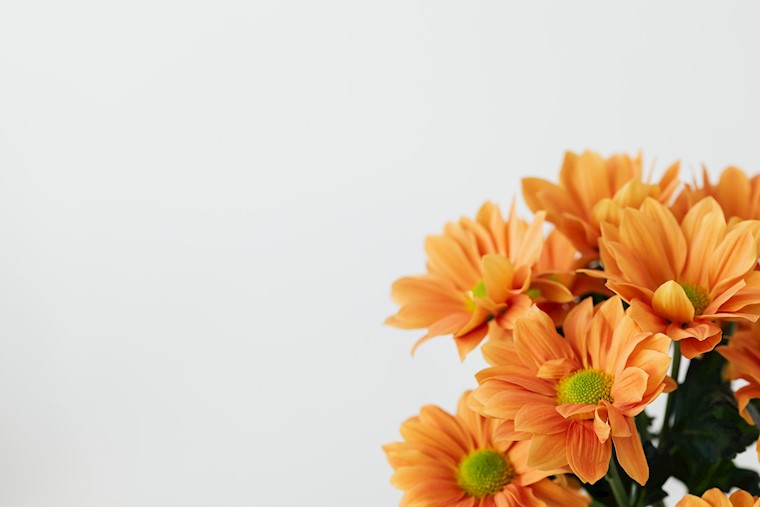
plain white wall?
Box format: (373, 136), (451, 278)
(1, 1), (759, 505)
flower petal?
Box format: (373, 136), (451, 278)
(566, 421), (611, 484)
(528, 433), (568, 470)
(652, 280), (695, 324)
(483, 254), (515, 303)
(611, 367), (648, 413)
(612, 416), (649, 485)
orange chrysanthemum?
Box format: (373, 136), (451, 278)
(673, 166), (760, 222)
(586, 196), (760, 359)
(470, 297), (671, 485)
(522, 150), (679, 257)
(386, 202), (573, 359)
(383, 392), (590, 507)
(534, 229), (610, 326)
(676, 488), (760, 507)
(718, 325), (760, 460)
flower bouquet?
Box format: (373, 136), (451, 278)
(383, 151), (760, 507)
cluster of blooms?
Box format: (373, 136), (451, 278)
(384, 151), (760, 506)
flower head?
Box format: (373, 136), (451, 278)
(586, 196), (760, 358)
(534, 228), (610, 326)
(386, 202), (572, 359)
(676, 488), (760, 507)
(673, 166), (760, 222)
(522, 150), (679, 257)
(718, 324), (760, 461)
(471, 297), (671, 485)
(384, 392), (590, 507)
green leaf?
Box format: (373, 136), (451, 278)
(661, 349), (760, 496)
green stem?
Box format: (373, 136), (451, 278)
(746, 402), (760, 430)
(659, 341), (681, 442)
(605, 457), (629, 507)
(652, 501), (666, 507)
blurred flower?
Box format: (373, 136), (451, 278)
(586, 197), (760, 358)
(470, 297), (670, 485)
(673, 166), (760, 222)
(386, 202), (572, 359)
(383, 392), (589, 507)
(522, 150), (679, 257)
(718, 324), (760, 461)
(533, 229), (610, 327)
(675, 488), (760, 507)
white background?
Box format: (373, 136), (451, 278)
(1, 1), (759, 506)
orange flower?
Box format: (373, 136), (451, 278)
(522, 150), (679, 257)
(470, 297), (671, 485)
(534, 229), (611, 326)
(383, 392), (590, 507)
(676, 488), (760, 507)
(586, 196), (760, 359)
(386, 202), (573, 359)
(673, 166), (760, 222)
(717, 325), (760, 460)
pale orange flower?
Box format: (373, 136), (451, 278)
(673, 166), (760, 222)
(717, 325), (760, 461)
(522, 150), (680, 257)
(534, 229), (611, 326)
(383, 392), (590, 507)
(676, 488), (760, 507)
(585, 196), (760, 358)
(470, 297), (671, 485)
(386, 202), (573, 359)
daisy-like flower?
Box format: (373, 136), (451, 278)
(534, 229), (610, 327)
(676, 488), (760, 507)
(717, 325), (760, 460)
(470, 297), (671, 485)
(673, 166), (760, 222)
(383, 392), (590, 507)
(522, 150), (680, 257)
(386, 202), (573, 359)
(585, 196), (760, 358)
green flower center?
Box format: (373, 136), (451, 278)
(678, 282), (711, 316)
(556, 368), (614, 405)
(457, 449), (514, 498)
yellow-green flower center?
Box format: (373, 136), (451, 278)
(457, 449), (514, 498)
(465, 280), (488, 312)
(678, 282), (711, 316)
(556, 368), (614, 405)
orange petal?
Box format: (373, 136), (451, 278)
(709, 228), (758, 295)
(424, 235), (480, 290)
(702, 489), (734, 507)
(453, 325), (489, 361)
(528, 433), (568, 470)
(530, 478), (590, 507)
(515, 404), (569, 435)
(612, 417), (649, 485)
(678, 331), (722, 359)
(566, 421), (611, 484)
(513, 307), (574, 369)
(483, 254), (514, 303)
(536, 358), (575, 380)
(603, 402), (631, 438)
(728, 490), (756, 507)
(410, 313), (471, 355)
(652, 281), (695, 324)
(594, 405), (611, 443)
(611, 367), (648, 413)
(674, 495), (712, 507)
(522, 177), (555, 213)
(628, 299), (667, 333)
(530, 278), (574, 303)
